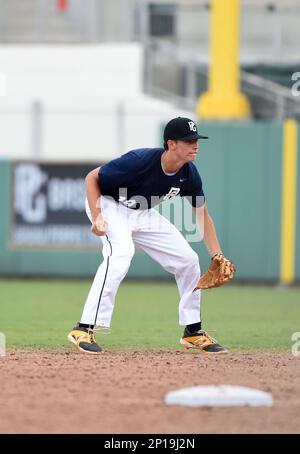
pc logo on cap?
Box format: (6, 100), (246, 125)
(164, 117), (208, 142)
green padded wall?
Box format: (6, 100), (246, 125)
(0, 120), (298, 282)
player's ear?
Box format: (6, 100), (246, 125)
(167, 139), (177, 150)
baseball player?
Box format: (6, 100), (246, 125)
(68, 117), (235, 355)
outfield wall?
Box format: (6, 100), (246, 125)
(195, 121), (283, 281)
(0, 120), (299, 282)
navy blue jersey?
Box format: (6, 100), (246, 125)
(98, 148), (205, 210)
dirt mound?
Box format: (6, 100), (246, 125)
(0, 349), (299, 434)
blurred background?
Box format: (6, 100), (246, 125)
(0, 0), (299, 286)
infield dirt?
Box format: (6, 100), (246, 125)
(0, 349), (299, 434)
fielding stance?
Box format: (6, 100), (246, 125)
(68, 117), (235, 355)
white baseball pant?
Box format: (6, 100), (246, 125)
(80, 196), (201, 328)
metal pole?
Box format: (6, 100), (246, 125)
(36, 0), (47, 43)
(277, 93), (284, 120)
(0, 0), (5, 42)
(116, 101), (125, 157)
(31, 100), (43, 157)
(186, 63), (197, 107)
(89, 0), (98, 43)
(0, 71), (7, 96)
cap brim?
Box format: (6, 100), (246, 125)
(180, 133), (208, 140)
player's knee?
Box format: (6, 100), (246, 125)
(177, 249), (199, 274)
(184, 249), (199, 266)
(172, 249), (198, 271)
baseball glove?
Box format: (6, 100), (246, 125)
(194, 253), (235, 290)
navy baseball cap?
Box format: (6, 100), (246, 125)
(164, 117), (208, 142)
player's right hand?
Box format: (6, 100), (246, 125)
(91, 213), (108, 236)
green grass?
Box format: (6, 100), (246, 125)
(0, 279), (299, 350)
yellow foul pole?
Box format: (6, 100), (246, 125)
(280, 119), (298, 285)
(197, 0), (251, 119)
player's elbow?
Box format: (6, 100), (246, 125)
(86, 167), (100, 183)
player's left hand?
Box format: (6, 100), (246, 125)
(194, 254), (235, 290)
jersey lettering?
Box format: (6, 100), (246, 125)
(118, 196), (138, 208)
(163, 187), (180, 201)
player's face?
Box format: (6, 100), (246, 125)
(175, 139), (198, 161)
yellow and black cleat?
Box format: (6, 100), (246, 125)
(67, 326), (103, 355)
(180, 329), (227, 354)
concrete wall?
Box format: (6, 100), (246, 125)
(0, 44), (194, 161)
